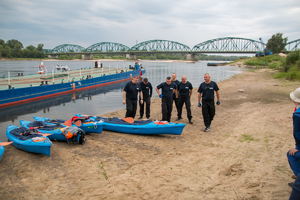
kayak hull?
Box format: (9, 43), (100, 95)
(0, 142), (4, 162)
(102, 121), (185, 135)
(78, 122), (104, 133)
(76, 114), (185, 135)
(6, 125), (52, 156)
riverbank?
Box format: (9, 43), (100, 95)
(0, 67), (299, 199)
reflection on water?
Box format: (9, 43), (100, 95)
(0, 60), (243, 140)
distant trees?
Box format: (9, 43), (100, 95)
(266, 33), (288, 54)
(0, 39), (45, 58)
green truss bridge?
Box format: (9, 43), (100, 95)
(44, 37), (300, 60)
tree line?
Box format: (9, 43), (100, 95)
(0, 39), (44, 58)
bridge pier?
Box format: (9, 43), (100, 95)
(126, 53), (136, 60)
(186, 53), (196, 61)
(48, 54), (58, 59)
(82, 54), (92, 60)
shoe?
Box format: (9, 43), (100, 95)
(138, 117), (143, 119)
(292, 175), (297, 179)
(189, 120), (193, 124)
(175, 118), (181, 121)
(288, 182), (294, 187)
(180, 117), (183, 119)
(204, 127), (210, 132)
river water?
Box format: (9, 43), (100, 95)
(0, 60), (243, 141)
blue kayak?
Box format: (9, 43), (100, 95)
(0, 141), (4, 162)
(33, 116), (104, 134)
(76, 114), (185, 135)
(6, 124), (52, 156)
(20, 120), (85, 144)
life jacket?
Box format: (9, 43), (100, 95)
(71, 116), (87, 123)
(154, 121), (169, 125)
(61, 126), (86, 144)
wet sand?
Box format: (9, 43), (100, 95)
(0, 66), (299, 199)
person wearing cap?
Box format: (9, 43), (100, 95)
(171, 73), (180, 119)
(197, 73), (220, 132)
(123, 75), (143, 118)
(138, 78), (152, 119)
(287, 87), (300, 189)
(176, 75), (193, 124)
(155, 76), (177, 122)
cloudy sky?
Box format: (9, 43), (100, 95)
(0, 0), (299, 50)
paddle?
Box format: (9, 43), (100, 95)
(74, 120), (82, 127)
(0, 141), (13, 146)
(63, 120), (72, 127)
(81, 114), (92, 117)
(42, 134), (52, 137)
(123, 117), (134, 123)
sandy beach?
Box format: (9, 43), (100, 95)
(0, 66), (299, 199)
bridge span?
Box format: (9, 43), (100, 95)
(44, 37), (300, 60)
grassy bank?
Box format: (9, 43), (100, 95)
(235, 50), (300, 81)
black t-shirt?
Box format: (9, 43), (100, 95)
(140, 82), (153, 97)
(157, 82), (177, 99)
(172, 80), (180, 86)
(177, 81), (193, 96)
(198, 81), (219, 100)
(123, 81), (141, 100)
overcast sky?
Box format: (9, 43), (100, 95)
(0, 0), (299, 50)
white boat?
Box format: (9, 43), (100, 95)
(55, 64), (70, 72)
(38, 62), (70, 74)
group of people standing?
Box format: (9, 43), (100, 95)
(123, 72), (220, 132)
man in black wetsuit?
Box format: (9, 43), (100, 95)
(138, 78), (152, 119)
(155, 76), (177, 122)
(172, 73), (180, 119)
(198, 73), (220, 132)
(176, 75), (193, 124)
(123, 75), (143, 118)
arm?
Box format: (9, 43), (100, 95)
(139, 91), (143, 104)
(155, 87), (160, 96)
(174, 83), (178, 98)
(189, 89), (193, 98)
(123, 91), (126, 104)
(198, 92), (201, 104)
(216, 90), (220, 101)
(150, 84), (153, 99)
